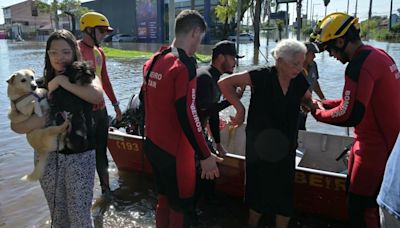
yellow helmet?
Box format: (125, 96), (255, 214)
(80, 12), (113, 32)
(311, 12), (359, 43)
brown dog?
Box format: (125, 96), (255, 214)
(7, 69), (68, 181)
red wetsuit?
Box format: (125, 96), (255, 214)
(313, 45), (400, 196)
(78, 41), (118, 109)
(143, 46), (211, 199)
(78, 40), (119, 193)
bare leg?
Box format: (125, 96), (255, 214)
(247, 209), (261, 228)
(276, 214), (290, 228)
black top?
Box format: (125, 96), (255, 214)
(247, 66), (309, 151)
(196, 65), (230, 143)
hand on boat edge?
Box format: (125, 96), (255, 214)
(200, 153), (224, 180)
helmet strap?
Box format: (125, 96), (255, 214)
(338, 38), (349, 53)
(326, 37), (348, 55)
(88, 27), (100, 47)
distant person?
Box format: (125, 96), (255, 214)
(141, 10), (222, 227)
(377, 132), (400, 228)
(310, 12), (400, 227)
(194, 40), (243, 212)
(298, 41), (326, 130)
(196, 40), (244, 157)
(219, 39), (312, 228)
(11, 29), (103, 227)
(79, 12), (122, 196)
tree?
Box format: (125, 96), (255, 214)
(35, 0), (89, 33)
(215, 0), (251, 38)
(276, 19), (284, 41)
(253, 0), (261, 48)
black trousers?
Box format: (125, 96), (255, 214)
(93, 108), (110, 192)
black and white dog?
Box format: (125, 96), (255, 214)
(50, 61), (95, 153)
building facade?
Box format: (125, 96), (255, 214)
(2, 0), (53, 40)
(82, 0), (221, 44)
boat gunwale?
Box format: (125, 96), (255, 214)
(108, 129), (347, 179)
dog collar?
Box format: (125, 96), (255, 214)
(13, 92), (46, 105)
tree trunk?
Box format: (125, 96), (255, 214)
(223, 17), (229, 39)
(253, 0), (262, 49)
(53, 0), (59, 30)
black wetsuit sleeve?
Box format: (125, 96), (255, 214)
(175, 61), (211, 159)
(209, 111), (221, 143)
(196, 74), (231, 116)
(196, 75), (213, 113)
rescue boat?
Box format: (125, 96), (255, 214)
(107, 124), (353, 221)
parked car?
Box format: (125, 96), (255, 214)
(103, 33), (116, 42)
(227, 33), (254, 42)
(112, 34), (136, 42)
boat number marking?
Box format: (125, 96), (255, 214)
(295, 172), (346, 191)
(116, 141), (140, 152)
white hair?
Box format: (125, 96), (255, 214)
(271, 39), (307, 62)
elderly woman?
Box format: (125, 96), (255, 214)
(218, 39), (315, 228)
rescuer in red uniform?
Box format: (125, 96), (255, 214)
(141, 10), (222, 228)
(311, 12), (400, 228)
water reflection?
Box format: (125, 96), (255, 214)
(93, 172), (156, 228)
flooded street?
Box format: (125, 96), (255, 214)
(0, 38), (399, 227)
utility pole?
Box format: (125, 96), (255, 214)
(168, 0), (175, 42)
(389, 0), (393, 31)
(310, 0), (313, 25)
(286, 2), (289, 38)
(236, 0), (242, 63)
(354, 0), (358, 17)
(368, 0), (373, 20)
(346, 0), (349, 14)
(191, 0), (195, 10)
(306, 0), (309, 23)
(296, 0), (302, 40)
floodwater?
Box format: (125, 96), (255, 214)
(0, 38), (399, 227)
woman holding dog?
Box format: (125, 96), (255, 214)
(11, 29), (103, 227)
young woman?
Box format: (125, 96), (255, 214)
(11, 29), (103, 227)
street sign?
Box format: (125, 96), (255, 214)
(270, 11), (287, 20)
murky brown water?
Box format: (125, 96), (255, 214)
(1, 38), (399, 227)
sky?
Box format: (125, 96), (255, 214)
(1, 0), (399, 25)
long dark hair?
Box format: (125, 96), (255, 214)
(43, 29), (81, 87)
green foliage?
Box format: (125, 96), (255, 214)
(214, 0), (252, 38)
(35, 0), (89, 21)
(301, 26), (314, 38)
(276, 19), (284, 31)
(359, 16), (400, 41)
(215, 0), (237, 24)
(392, 23), (400, 33)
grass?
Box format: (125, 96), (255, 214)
(102, 47), (152, 58)
(102, 47), (211, 63)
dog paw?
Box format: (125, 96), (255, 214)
(61, 111), (72, 120)
(20, 174), (37, 182)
